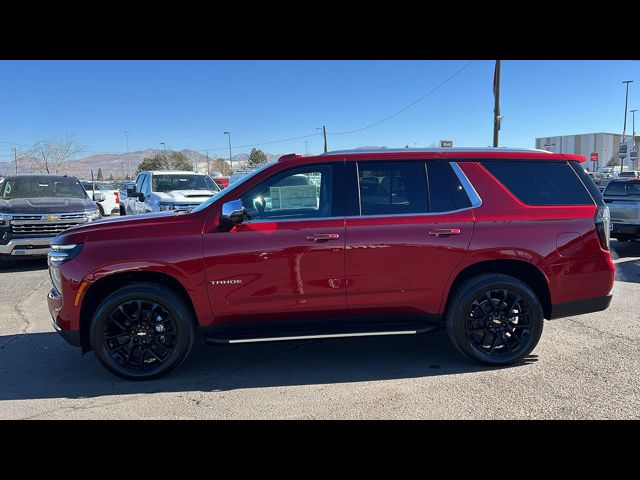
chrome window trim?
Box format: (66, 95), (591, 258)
(233, 160), (483, 225)
(450, 161), (482, 208)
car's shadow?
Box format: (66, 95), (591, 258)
(0, 329), (537, 401)
(0, 258), (48, 273)
(610, 240), (640, 284)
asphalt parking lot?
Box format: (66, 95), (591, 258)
(0, 241), (639, 420)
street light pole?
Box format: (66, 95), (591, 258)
(224, 132), (232, 169)
(124, 130), (129, 179)
(621, 80), (633, 171)
(632, 109), (638, 170)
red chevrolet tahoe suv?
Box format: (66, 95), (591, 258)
(47, 148), (615, 380)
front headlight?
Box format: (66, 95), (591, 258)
(84, 208), (100, 221)
(48, 244), (83, 294)
(159, 202), (175, 211)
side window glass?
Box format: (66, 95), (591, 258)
(427, 160), (472, 212)
(240, 164), (334, 221)
(135, 174), (145, 191)
(141, 175), (151, 196)
(357, 161), (428, 216)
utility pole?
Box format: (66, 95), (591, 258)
(206, 150), (210, 175)
(493, 60), (501, 148)
(124, 130), (130, 179)
(13, 148), (17, 174)
(621, 80), (633, 171)
(304, 140), (308, 155)
(316, 126), (328, 153)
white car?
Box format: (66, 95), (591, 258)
(82, 181), (120, 216)
(120, 170), (220, 215)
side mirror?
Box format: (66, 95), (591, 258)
(220, 199), (246, 225)
(127, 186), (137, 197)
(93, 192), (106, 202)
(137, 192), (146, 202)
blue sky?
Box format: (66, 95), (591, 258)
(0, 60), (638, 161)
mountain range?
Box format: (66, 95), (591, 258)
(0, 149), (286, 179)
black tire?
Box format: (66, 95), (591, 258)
(446, 274), (544, 366)
(90, 283), (196, 380)
(120, 205), (126, 216)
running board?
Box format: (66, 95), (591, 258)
(205, 325), (439, 345)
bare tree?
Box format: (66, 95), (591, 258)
(27, 136), (84, 174)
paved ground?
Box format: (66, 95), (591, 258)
(1, 241), (639, 419)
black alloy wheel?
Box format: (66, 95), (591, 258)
(90, 283), (195, 380)
(447, 274), (544, 366)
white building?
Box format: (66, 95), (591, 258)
(535, 132), (639, 171)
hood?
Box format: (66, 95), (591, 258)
(53, 210), (185, 244)
(0, 197), (96, 215)
(158, 190), (216, 201)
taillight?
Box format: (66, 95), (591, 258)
(595, 205), (610, 250)
(114, 191), (120, 204)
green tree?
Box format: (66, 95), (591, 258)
(108, 174), (114, 181)
(247, 148), (268, 166)
(96, 168), (104, 181)
(136, 151), (193, 175)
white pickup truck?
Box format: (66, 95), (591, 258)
(120, 170), (220, 215)
(82, 181), (120, 216)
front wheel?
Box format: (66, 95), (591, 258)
(90, 283), (196, 380)
(446, 274), (544, 366)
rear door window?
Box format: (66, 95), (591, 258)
(357, 161), (429, 216)
(481, 160), (593, 206)
(427, 160), (472, 212)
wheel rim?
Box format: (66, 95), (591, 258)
(103, 299), (178, 372)
(466, 288), (532, 357)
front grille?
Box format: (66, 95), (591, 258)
(175, 203), (201, 210)
(10, 214), (87, 236)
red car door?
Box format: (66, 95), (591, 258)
(345, 159), (476, 317)
(203, 162), (347, 325)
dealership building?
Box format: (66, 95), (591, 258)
(535, 132), (639, 171)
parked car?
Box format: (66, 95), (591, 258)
(47, 148), (614, 380)
(0, 174), (101, 268)
(618, 171), (640, 179)
(603, 178), (640, 242)
(81, 181), (120, 216)
(120, 170), (220, 215)
(211, 176), (230, 189)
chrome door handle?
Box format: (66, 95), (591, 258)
(428, 228), (461, 236)
(307, 233), (341, 241)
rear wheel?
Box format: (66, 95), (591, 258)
(446, 274), (544, 366)
(119, 205), (126, 216)
(90, 283), (196, 380)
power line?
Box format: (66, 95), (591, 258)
(328, 60), (475, 135)
(0, 61), (475, 157)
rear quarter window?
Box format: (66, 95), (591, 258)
(481, 160), (594, 206)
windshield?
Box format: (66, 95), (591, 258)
(191, 162), (274, 214)
(151, 174), (218, 192)
(82, 182), (116, 191)
(604, 181), (640, 196)
(1, 176), (86, 199)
